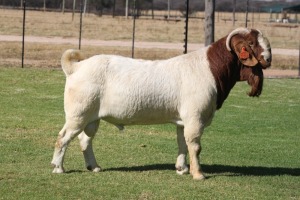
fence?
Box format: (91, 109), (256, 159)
(0, 0), (299, 71)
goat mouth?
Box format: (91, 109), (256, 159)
(258, 60), (271, 69)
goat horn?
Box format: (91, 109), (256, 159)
(226, 28), (251, 51)
(256, 29), (263, 35)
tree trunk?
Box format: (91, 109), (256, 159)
(205, 0), (215, 46)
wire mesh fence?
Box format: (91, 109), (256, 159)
(0, 0), (299, 69)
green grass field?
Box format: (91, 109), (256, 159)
(0, 67), (299, 199)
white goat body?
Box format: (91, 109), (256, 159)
(63, 49), (217, 129)
(52, 28), (271, 180)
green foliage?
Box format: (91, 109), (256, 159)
(0, 67), (299, 199)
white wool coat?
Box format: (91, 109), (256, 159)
(63, 48), (217, 130)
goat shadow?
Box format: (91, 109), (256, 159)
(104, 164), (300, 177)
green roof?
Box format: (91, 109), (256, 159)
(283, 4), (300, 12)
(262, 4), (300, 13)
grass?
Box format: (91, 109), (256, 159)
(0, 67), (299, 199)
(0, 8), (299, 69)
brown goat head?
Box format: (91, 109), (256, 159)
(226, 28), (272, 97)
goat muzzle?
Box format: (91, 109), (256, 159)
(259, 59), (271, 69)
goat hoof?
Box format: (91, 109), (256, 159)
(92, 167), (102, 172)
(176, 167), (189, 175)
(87, 165), (102, 172)
(192, 174), (206, 180)
(52, 167), (65, 174)
(51, 162), (65, 173)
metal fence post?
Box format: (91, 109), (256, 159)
(245, 0), (249, 27)
(183, 0), (189, 54)
(132, 0), (136, 58)
(21, 0), (26, 68)
(79, 0), (83, 50)
(298, 44), (300, 77)
(205, 0), (215, 46)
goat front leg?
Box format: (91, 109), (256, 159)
(184, 124), (205, 180)
(175, 125), (189, 175)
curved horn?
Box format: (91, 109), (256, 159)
(256, 28), (263, 36)
(226, 28), (251, 51)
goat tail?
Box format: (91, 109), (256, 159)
(61, 49), (84, 76)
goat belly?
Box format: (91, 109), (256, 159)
(99, 76), (181, 126)
(67, 50), (217, 128)
(98, 50), (217, 128)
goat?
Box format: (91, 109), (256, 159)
(51, 28), (272, 180)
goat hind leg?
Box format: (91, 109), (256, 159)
(78, 120), (101, 172)
(51, 124), (83, 173)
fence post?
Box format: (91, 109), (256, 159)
(205, 0), (215, 46)
(125, 0), (128, 19)
(132, 0), (137, 58)
(183, 0), (189, 54)
(232, 0), (236, 26)
(113, 0), (116, 18)
(167, 0), (170, 19)
(298, 44), (300, 77)
(21, 0), (26, 68)
(79, 0), (83, 50)
(72, 0), (76, 21)
(245, 0), (249, 27)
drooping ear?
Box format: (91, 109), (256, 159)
(231, 36), (258, 67)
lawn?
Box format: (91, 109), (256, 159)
(0, 67), (299, 199)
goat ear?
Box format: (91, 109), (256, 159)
(231, 37), (258, 67)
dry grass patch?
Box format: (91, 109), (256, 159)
(0, 41), (297, 69)
(271, 54), (299, 70)
(0, 9), (299, 69)
(0, 41), (181, 68)
(0, 9), (299, 48)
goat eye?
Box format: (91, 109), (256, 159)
(248, 41), (254, 46)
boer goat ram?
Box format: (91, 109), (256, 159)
(51, 28), (272, 180)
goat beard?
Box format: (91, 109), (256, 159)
(247, 67), (264, 97)
(241, 66), (264, 97)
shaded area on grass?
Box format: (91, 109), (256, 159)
(100, 163), (300, 177)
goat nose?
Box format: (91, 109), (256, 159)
(266, 58), (271, 63)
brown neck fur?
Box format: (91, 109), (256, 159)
(207, 37), (242, 109)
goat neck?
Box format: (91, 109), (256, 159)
(206, 36), (264, 110)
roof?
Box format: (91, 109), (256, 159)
(262, 4), (300, 13)
(283, 4), (300, 12)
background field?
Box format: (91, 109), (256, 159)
(0, 7), (299, 199)
(0, 8), (299, 69)
(0, 66), (299, 199)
